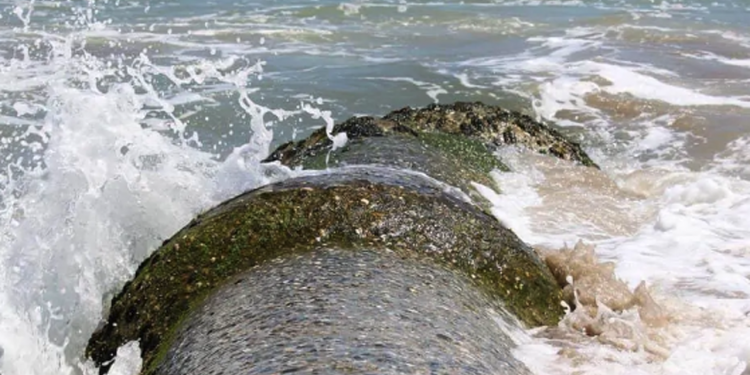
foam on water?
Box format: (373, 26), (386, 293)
(712, 135), (750, 180)
(0, 5), (321, 374)
(538, 60), (750, 108)
(685, 51), (750, 69)
(0, 69), (212, 375)
(104, 343), (141, 375)
(363, 76), (447, 103)
(469, 25), (750, 370)
(2, 1), (750, 375)
(478, 149), (750, 375)
(457, 8), (750, 372)
(461, 33), (750, 117)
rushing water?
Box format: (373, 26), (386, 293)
(1, 0), (750, 374)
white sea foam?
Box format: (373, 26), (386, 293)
(465, 22), (750, 369)
(684, 51), (750, 68)
(456, 23), (750, 140)
(0, 70), (227, 375)
(102, 342), (142, 375)
(714, 30), (750, 49)
(2, 1), (750, 375)
(471, 54), (750, 116)
(362, 76), (447, 103)
(338, 2), (362, 16)
(712, 135), (750, 180)
(0, 88), (209, 375)
(0, 10), (326, 375)
(301, 101), (348, 155)
(569, 61), (750, 107)
(477, 149), (750, 375)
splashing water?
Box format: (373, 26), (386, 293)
(0, 3), (324, 374)
(2, 1), (750, 375)
(479, 149), (750, 375)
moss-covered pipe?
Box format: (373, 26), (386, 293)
(266, 102), (598, 172)
(87, 102), (593, 374)
(157, 247), (534, 374)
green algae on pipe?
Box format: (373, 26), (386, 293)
(86, 101), (597, 374)
(382, 102), (598, 168)
(85, 168), (564, 375)
(266, 102), (599, 171)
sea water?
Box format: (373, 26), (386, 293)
(1, 1), (749, 374)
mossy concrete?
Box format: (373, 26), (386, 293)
(86, 101), (596, 374)
(266, 102), (598, 171)
(382, 102), (598, 168)
(86, 168), (564, 375)
(157, 248), (535, 374)
(266, 116), (507, 197)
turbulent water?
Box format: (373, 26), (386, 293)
(1, 0), (750, 374)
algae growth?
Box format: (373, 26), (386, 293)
(86, 171), (564, 374)
(87, 102), (598, 374)
(266, 102), (598, 170)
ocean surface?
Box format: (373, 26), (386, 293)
(1, 0), (750, 374)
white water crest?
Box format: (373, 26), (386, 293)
(0, 3), (316, 374)
(479, 149), (750, 375)
(1, 1), (750, 375)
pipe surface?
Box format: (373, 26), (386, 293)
(87, 102), (596, 374)
(157, 248), (531, 375)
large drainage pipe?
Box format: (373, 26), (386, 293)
(86, 102), (596, 374)
(160, 247), (532, 374)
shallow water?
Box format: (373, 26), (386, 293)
(1, 1), (749, 374)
